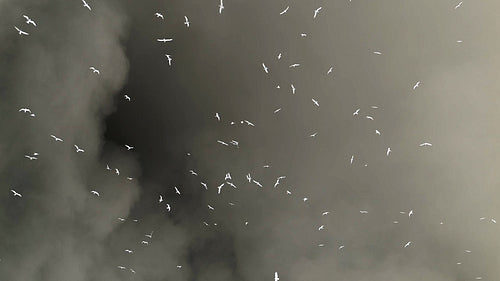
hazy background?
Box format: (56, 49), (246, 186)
(0, 0), (499, 280)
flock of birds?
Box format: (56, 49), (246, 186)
(7, 1), (496, 280)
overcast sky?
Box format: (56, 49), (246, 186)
(0, 0), (499, 280)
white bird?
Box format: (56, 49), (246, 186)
(273, 108), (282, 114)
(454, 1), (463, 9)
(409, 210), (413, 217)
(155, 12), (164, 19)
(393, 221), (399, 224)
(74, 145), (84, 153)
(274, 176), (286, 188)
(309, 132), (318, 137)
(322, 211), (330, 216)
(339, 245), (345, 250)
(24, 155), (37, 160)
(286, 190), (292, 195)
(253, 180), (263, 187)
(318, 244), (325, 247)
(157, 38), (173, 42)
(215, 112), (220, 121)
(166, 204), (171, 212)
(165, 54), (173, 66)
(106, 164), (111, 171)
(386, 147), (391, 156)
(159, 195), (163, 203)
(350, 155), (354, 164)
(189, 170), (198, 176)
(262, 63), (269, 73)
(89, 66), (100, 74)
(404, 241), (412, 248)
(279, 6), (289, 15)
(419, 142), (432, 147)
(300, 33), (307, 37)
(413, 81), (421, 90)
(117, 217), (126, 222)
(217, 140), (228, 146)
(318, 225), (325, 231)
(207, 204), (215, 210)
(246, 173), (252, 182)
(124, 95), (131, 101)
(225, 172), (231, 181)
(200, 182), (208, 190)
(177, 265), (182, 269)
(291, 84), (296, 94)
(90, 190), (100, 196)
(244, 120), (255, 126)
(141, 241), (149, 245)
(218, 0), (224, 14)
(303, 197), (308, 202)
(23, 15), (36, 26)
(277, 53), (282, 59)
(124, 249), (133, 253)
(145, 231), (153, 238)
(130, 269), (136, 274)
(125, 145), (134, 150)
(327, 67), (333, 74)
(275, 271), (280, 281)
(19, 108), (31, 113)
(217, 183), (224, 194)
(14, 26), (28, 35)
(312, 98), (319, 106)
(366, 115), (374, 120)
(115, 168), (120, 175)
(226, 181), (237, 188)
(263, 165), (270, 168)
(289, 63), (300, 68)
(184, 16), (190, 27)
(491, 218), (497, 223)
(174, 186), (181, 195)
(117, 266), (126, 270)
(375, 130), (381, 135)
(313, 7), (322, 18)
(360, 210), (368, 214)
(465, 250), (471, 253)
(353, 108), (360, 115)
(230, 140), (238, 148)
(373, 51), (382, 55)
(371, 105), (379, 109)
(10, 190), (22, 197)
(81, 0), (91, 11)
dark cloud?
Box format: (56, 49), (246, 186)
(1, 0), (499, 280)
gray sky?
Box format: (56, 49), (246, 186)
(1, 0), (499, 280)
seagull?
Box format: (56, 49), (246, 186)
(312, 98), (319, 106)
(413, 81), (421, 90)
(174, 186), (181, 195)
(125, 145), (134, 150)
(491, 218), (497, 223)
(184, 16), (190, 27)
(49, 134), (63, 142)
(386, 147), (391, 156)
(124, 94), (131, 101)
(300, 33), (307, 37)
(23, 15), (36, 26)
(217, 140), (229, 146)
(225, 172), (231, 181)
(313, 7), (322, 18)
(145, 231), (153, 238)
(318, 225), (325, 231)
(155, 12), (164, 19)
(215, 112), (220, 121)
(124, 249), (133, 253)
(360, 210), (368, 214)
(141, 241), (149, 245)
(218, 0), (224, 14)
(253, 180), (263, 187)
(350, 155), (354, 164)
(157, 38), (173, 42)
(19, 108), (31, 113)
(177, 265), (182, 269)
(327, 67), (333, 74)
(465, 250), (471, 253)
(303, 197), (308, 202)
(371, 105), (379, 109)
(322, 211), (330, 216)
(14, 26), (28, 35)
(189, 170), (198, 176)
(226, 181), (237, 188)
(217, 183), (224, 194)
(244, 120), (255, 126)
(277, 53), (282, 59)
(309, 132), (318, 137)
(286, 190), (292, 195)
(115, 168), (120, 175)
(291, 84), (296, 94)
(200, 182), (208, 190)
(275, 271), (280, 281)
(74, 145), (84, 153)
(273, 108), (282, 114)
(117, 266), (127, 270)
(339, 245), (345, 250)
(419, 142), (432, 147)
(166, 204), (171, 212)
(454, 1), (463, 9)
(130, 269), (136, 274)
(408, 210), (413, 217)
(10, 190), (22, 197)
(89, 66), (100, 74)
(375, 129), (381, 135)
(274, 176), (286, 188)
(263, 165), (270, 168)
(24, 155), (37, 160)
(159, 195), (163, 203)
(207, 204), (215, 210)
(404, 241), (412, 248)
(246, 173), (252, 182)
(289, 63), (300, 68)
(318, 244), (325, 247)
(279, 6), (289, 15)
(81, 0), (91, 10)
(373, 51), (382, 55)
(90, 190), (100, 196)
(262, 63), (269, 73)
(366, 115), (374, 120)
(353, 109), (360, 115)
(106, 164), (111, 171)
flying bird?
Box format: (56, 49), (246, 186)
(19, 108), (31, 113)
(274, 176), (286, 188)
(23, 15), (36, 26)
(166, 204), (171, 212)
(366, 115), (374, 120)
(124, 249), (133, 253)
(155, 12), (164, 19)
(24, 155), (37, 160)
(207, 204), (215, 210)
(215, 112), (220, 121)
(279, 6), (289, 15)
(360, 210), (368, 214)
(311, 98), (319, 107)
(339, 245), (345, 250)
(253, 180), (263, 187)
(145, 231), (153, 238)
(125, 145), (134, 150)
(262, 63), (269, 73)
(454, 1), (463, 9)
(375, 129), (381, 135)
(184, 16), (190, 27)
(159, 195), (163, 203)
(291, 84), (296, 94)
(50, 135), (63, 142)
(217, 140), (228, 146)
(273, 108), (282, 114)
(115, 168), (120, 175)
(327, 67), (333, 74)
(353, 108), (360, 115)
(318, 225), (325, 230)
(10, 189), (22, 197)
(277, 53), (282, 59)
(14, 26), (28, 35)
(89, 66), (100, 74)
(413, 81), (421, 90)
(81, 0), (91, 10)
(141, 241), (149, 245)
(225, 172), (231, 180)
(244, 120), (255, 126)
(157, 38), (173, 42)
(217, 183), (224, 194)
(117, 266), (126, 270)
(373, 51), (382, 55)
(289, 63), (300, 68)
(124, 94), (131, 101)
(419, 142), (432, 147)
(404, 241), (412, 248)
(90, 190), (100, 196)
(409, 210), (414, 217)
(310, 132), (318, 137)
(313, 7), (322, 18)
(200, 182), (208, 190)
(74, 145), (84, 153)
(275, 272), (280, 281)
(322, 211), (330, 216)
(165, 54), (173, 66)
(386, 147), (391, 156)
(174, 186), (181, 195)
(219, 0), (224, 14)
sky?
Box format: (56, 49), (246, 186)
(0, 0), (499, 280)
